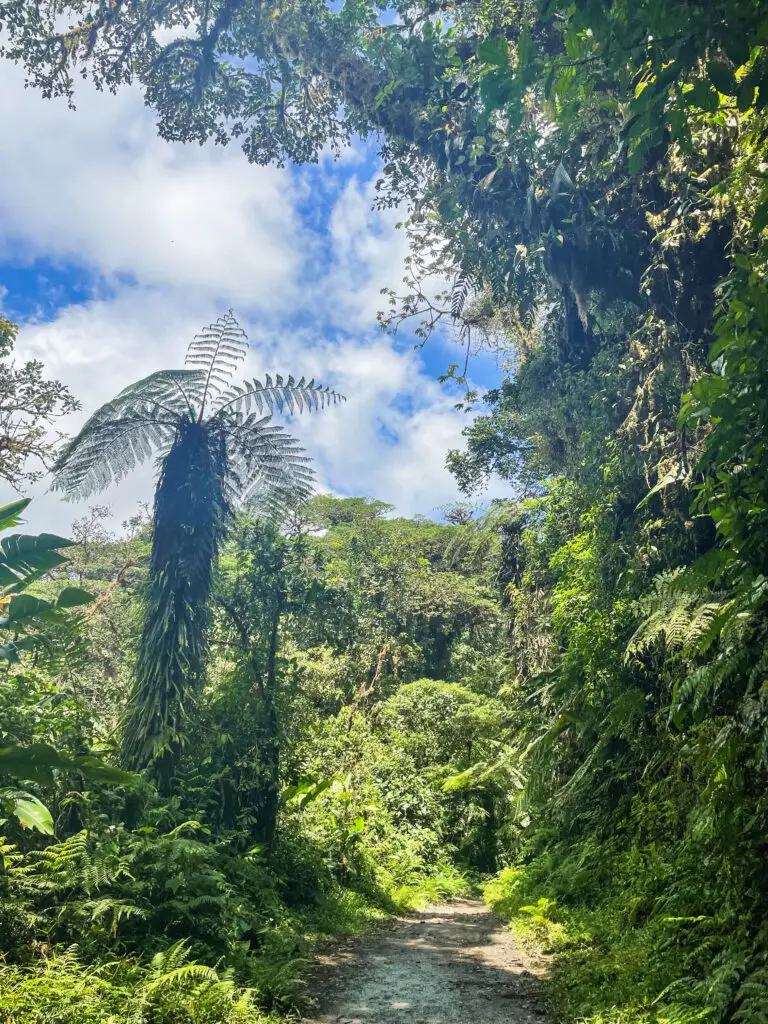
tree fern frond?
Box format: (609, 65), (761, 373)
(225, 427), (315, 506)
(50, 370), (201, 499)
(185, 311), (248, 418)
(51, 415), (177, 498)
(212, 374), (346, 418)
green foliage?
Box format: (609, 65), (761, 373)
(302, 494), (394, 529)
(0, 497), (90, 666)
(2, 3), (768, 1024)
(0, 499), (136, 838)
(0, 946), (280, 1024)
(0, 498), (500, 1022)
(0, 317), (79, 489)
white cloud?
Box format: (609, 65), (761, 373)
(319, 175), (411, 330)
(0, 63), (301, 310)
(0, 63), (508, 534)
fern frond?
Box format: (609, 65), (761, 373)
(451, 272), (476, 319)
(212, 373), (346, 418)
(143, 962), (221, 994)
(221, 416), (315, 505)
(734, 966), (768, 1024)
(141, 939), (222, 996)
(50, 370), (199, 499)
(148, 938), (193, 977)
(185, 311), (248, 417)
(626, 569), (733, 660)
(87, 898), (148, 935)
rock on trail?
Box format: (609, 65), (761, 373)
(301, 898), (548, 1024)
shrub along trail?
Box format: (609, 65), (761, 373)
(301, 899), (547, 1024)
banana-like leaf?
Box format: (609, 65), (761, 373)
(0, 498), (31, 532)
(7, 791), (54, 834)
(1, 593), (51, 624)
(0, 742), (139, 788)
(0, 587), (94, 635)
(0, 532), (73, 594)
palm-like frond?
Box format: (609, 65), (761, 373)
(219, 414), (315, 503)
(212, 374), (346, 418)
(185, 311), (248, 418)
(50, 370), (201, 499)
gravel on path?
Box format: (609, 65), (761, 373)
(301, 898), (549, 1024)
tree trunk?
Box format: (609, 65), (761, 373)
(260, 588), (283, 845)
(121, 420), (227, 793)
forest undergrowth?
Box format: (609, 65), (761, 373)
(0, 499), (488, 1023)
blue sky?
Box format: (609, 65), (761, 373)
(0, 59), (507, 534)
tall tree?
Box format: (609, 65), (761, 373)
(51, 313), (344, 789)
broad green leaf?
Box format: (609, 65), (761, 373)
(72, 755), (139, 786)
(627, 139), (649, 175)
(0, 533), (72, 592)
(477, 37), (509, 68)
(752, 199), (768, 234)
(480, 68), (514, 111)
(687, 79), (719, 112)
(55, 586), (95, 609)
(12, 793), (54, 834)
(0, 499), (31, 532)
(0, 741), (138, 788)
(0, 742), (67, 784)
(737, 80), (756, 112)
(517, 26), (533, 70)
(723, 36), (751, 69)
(280, 783), (299, 805)
(1, 593), (52, 624)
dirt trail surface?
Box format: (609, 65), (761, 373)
(301, 899), (548, 1024)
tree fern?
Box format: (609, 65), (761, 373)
(50, 312), (345, 788)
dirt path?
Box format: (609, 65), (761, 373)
(301, 899), (548, 1024)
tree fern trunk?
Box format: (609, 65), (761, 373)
(261, 588), (283, 845)
(122, 419), (228, 793)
